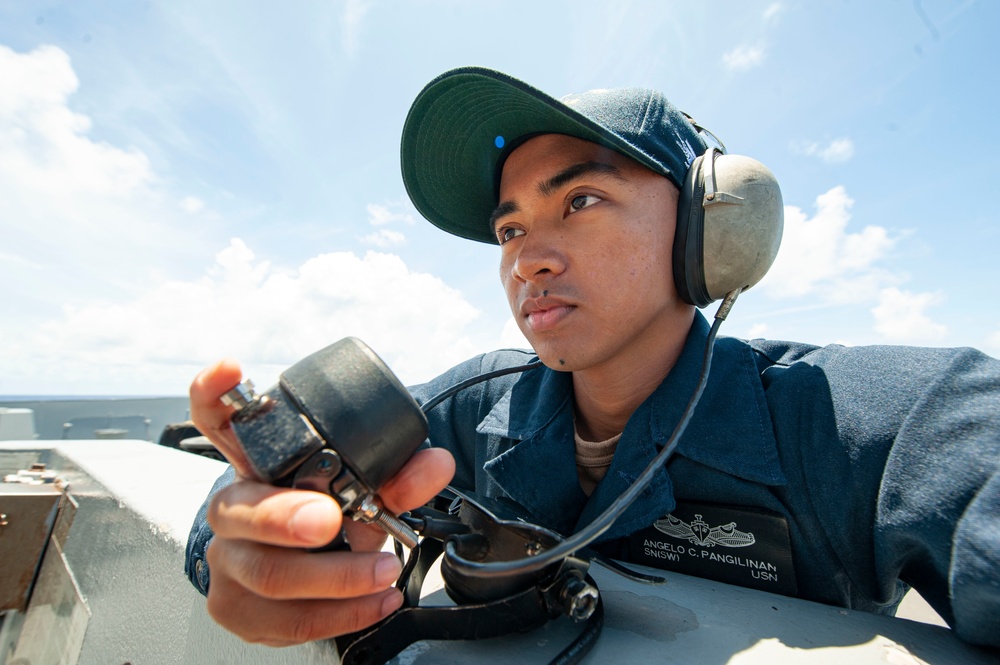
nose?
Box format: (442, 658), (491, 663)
(508, 228), (567, 285)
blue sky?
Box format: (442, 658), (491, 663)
(0, 0), (996, 395)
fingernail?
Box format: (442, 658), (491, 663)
(381, 590), (403, 617)
(290, 500), (337, 544)
(375, 554), (402, 587)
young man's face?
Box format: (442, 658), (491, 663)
(494, 133), (689, 374)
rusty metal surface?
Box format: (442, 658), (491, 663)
(0, 486), (62, 612)
(51, 493), (78, 547)
(6, 536), (90, 665)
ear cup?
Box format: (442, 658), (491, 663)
(672, 150), (783, 307)
(673, 152), (710, 307)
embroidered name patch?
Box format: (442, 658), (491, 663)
(626, 500), (798, 596)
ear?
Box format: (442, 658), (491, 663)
(672, 149), (783, 307)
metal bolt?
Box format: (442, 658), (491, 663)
(220, 380), (257, 409)
(352, 495), (419, 549)
(559, 576), (599, 622)
(525, 540), (542, 556)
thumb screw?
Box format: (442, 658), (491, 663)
(220, 380), (257, 409)
(353, 495), (419, 549)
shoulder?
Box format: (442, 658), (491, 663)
(409, 347), (541, 408)
(748, 338), (998, 385)
(415, 347), (539, 386)
(479, 347), (541, 372)
(745, 338), (1000, 442)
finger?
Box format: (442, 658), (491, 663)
(340, 519), (390, 553)
(379, 447), (456, 514)
(334, 448), (457, 552)
(210, 538), (403, 600)
(208, 480), (343, 548)
(207, 565), (403, 645)
(190, 359), (253, 477)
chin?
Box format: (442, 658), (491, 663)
(530, 342), (581, 372)
(523, 325), (604, 372)
(540, 357), (575, 372)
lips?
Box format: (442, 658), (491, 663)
(521, 296), (576, 333)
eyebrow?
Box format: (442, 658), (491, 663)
(489, 200), (520, 236)
(488, 161), (626, 235)
(538, 161), (625, 198)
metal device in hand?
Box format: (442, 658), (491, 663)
(220, 337), (605, 664)
(220, 337), (428, 549)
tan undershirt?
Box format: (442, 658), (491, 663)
(575, 427), (622, 496)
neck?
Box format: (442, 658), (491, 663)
(572, 308), (695, 442)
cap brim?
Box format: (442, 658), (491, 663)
(401, 67), (669, 245)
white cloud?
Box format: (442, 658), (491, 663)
(818, 138), (855, 163)
(360, 201), (416, 246)
(0, 43), (211, 307)
(0, 44), (153, 198)
(747, 323), (769, 339)
(498, 318), (531, 350)
(342, 0), (372, 58)
(0, 239), (485, 394)
(758, 186), (900, 303)
(763, 3), (782, 21)
(180, 196), (205, 213)
(795, 138), (855, 164)
(871, 287), (947, 343)
(0, 250), (43, 269)
(0, 44), (510, 395)
(722, 46), (765, 72)
(361, 228), (406, 248)
(366, 201), (416, 226)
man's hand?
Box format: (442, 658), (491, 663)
(190, 359), (455, 645)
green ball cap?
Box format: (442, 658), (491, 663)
(401, 66), (709, 245)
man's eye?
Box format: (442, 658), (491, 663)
(498, 227), (525, 244)
(570, 194), (600, 211)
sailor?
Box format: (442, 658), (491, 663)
(185, 67), (1000, 649)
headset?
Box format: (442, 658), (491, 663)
(489, 120), (784, 309)
(672, 121), (784, 308)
